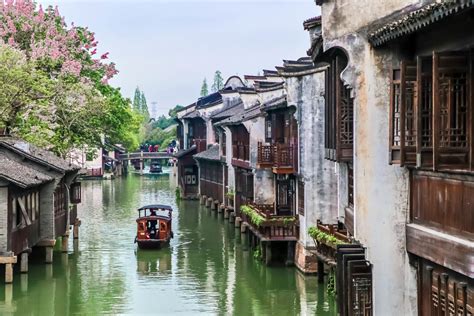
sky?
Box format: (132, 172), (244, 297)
(39, 0), (320, 117)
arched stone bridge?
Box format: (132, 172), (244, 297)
(118, 151), (174, 161)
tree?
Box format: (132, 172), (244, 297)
(0, 1), (141, 154)
(0, 45), (52, 133)
(140, 91), (149, 119)
(211, 70), (224, 92)
(168, 105), (184, 118)
(200, 78), (208, 97)
(133, 87), (142, 113)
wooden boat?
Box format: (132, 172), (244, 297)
(135, 204), (173, 249)
(149, 162), (162, 173)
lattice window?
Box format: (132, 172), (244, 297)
(348, 163), (354, 207)
(390, 51), (473, 171)
(325, 51), (353, 162)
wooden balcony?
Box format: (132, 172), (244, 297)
(241, 203), (299, 241)
(257, 143), (297, 174)
(310, 222), (351, 265)
(409, 170), (474, 277)
(257, 143), (274, 168)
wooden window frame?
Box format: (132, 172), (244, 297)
(325, 52), (354, 162)
(390, 50), (474, 171)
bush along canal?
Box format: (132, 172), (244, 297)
(0, 175), (336, 315)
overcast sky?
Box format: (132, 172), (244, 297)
(39, 0), (320, 117)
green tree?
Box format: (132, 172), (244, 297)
(0, 45), (52, 133)
(200, 78), (208, 97)
(211, 70), (224, 92)
(140, 91), (149, 119)
(168, 105), (184, 118)
(133, 87), (142, 113)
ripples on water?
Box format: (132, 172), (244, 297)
(0, 173), (336, 315)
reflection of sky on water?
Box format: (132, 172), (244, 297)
(0, 175), (335, 315)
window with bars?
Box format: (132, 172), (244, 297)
(390, 50), (473, 170)
(325, 52), (354, 162)
(297, 180), (304, 216)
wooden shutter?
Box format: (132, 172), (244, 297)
(325, 53), (353, 162)
(390, 61), (417, 166)
(432, 51), (471, 170)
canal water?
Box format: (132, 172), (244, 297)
(0, 173), (336, 315)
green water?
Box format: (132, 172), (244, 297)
(0, 174), (336, 315)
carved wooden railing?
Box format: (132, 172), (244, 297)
(274, 144), (296, 169)
(257, 143), (297, 172)
(242, 203), (299, 240)
(257, 143), (274, 167)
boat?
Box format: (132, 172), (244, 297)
(135, 204), (173, 249)
(149, 162), (163, 173)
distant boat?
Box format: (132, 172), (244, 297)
(149, 163), (163, 173)
(135, 205), (173, 249)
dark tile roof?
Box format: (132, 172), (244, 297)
(174, 145), (197, 158)
(276, 57), (321, 76)
(211, 102), (244, 121)
(193, 144), (220, 161)
(261, 95), (288, 112)
(244, 75), (267, 80)
(0, 137), (79, 172)
(219, 104), (262, 126)
(0, 153), (53, 188)
(182, 109), (201, 119)
(368, 0), (474, 47)
(303, 16), (321, 30)
(196, 89), (226, 109)
(254, 81), (284, 92)
(237, 87), (257, 94)
(263, 69), (279, 77)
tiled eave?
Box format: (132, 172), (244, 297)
(368, 0), (474, 47)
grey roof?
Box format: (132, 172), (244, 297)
(220, 104), (262, 125)
(0, 137), (79, 172)
(0, 153), (53, 188)
(368, 0), (474, 47)
(174, 145), (197, 158)
(303, 16), (321, 30)
(261, 95), (288, 112)
(193, 144), (221, 161)
(211, 102), (244, 120)
(276, 57), (320, 76)
(182, 109), (201, 119)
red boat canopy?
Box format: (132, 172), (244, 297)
(138, 204), (173, 211)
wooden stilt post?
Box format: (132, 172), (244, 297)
(317, 260), (325, 284)
(286, 241), (295, 266)
(73, 219), (81, 239)
(61, 234), (69, 253)
(5, 264), (13, 284)
(211, 200), (217, 211)
(224, 207), (229, 219)
(265, 242), (272, 265)
(0, 256), (17, 284)
(229, 212), (235, 223)
(20, 252), (28, 273)
(45, 246), (53, 264)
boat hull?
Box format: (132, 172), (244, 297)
(136, 238), (170, 249)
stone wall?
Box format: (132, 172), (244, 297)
(286, 70), (338, 247)
(318, 0), (420, 313)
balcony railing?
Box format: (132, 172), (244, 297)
(257, 143), (274, 167)
(241, 203), (299, 241)
(257, 143), (297, 173)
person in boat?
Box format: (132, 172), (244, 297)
(148, 209), (158, 239)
